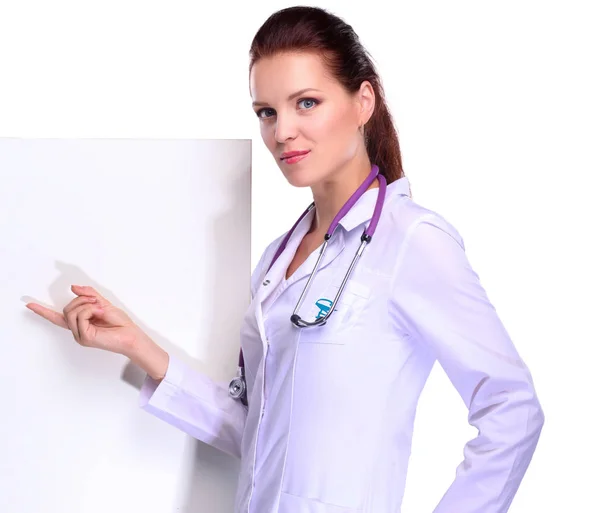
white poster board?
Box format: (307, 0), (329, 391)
(0, 138), (251, 513)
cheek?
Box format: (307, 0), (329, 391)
(315, 107), (346, 135)
(317, 107), (355, 142)
(260, 124), (276, 150)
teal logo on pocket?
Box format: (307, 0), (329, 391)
(315, 298), (333, 319)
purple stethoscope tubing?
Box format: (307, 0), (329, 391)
(228, 164), (387, 405)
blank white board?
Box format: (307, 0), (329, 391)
(0, 138), (251, 513)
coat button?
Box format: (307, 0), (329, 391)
(262, 279), (270, 286)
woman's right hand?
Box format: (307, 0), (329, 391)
(25, 284), (143, 356)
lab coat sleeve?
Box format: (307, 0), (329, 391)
(139, 354), (247, 459)
(389, 214), (545, 513)
(138, 247), (272, 459)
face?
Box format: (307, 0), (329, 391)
(249, 51), (373, 188)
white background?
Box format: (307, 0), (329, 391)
(1, 0), (599, 512)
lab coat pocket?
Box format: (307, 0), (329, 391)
(301, 277), (372, 344)
(279, 491), (362, 512)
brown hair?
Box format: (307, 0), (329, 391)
(248, 6), (405, 184)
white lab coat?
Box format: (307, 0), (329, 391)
(139, 176), (544, 513)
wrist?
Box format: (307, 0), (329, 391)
(126, 331), (169, 382)
(122, 329), (150, 358)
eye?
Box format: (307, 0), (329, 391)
(256, 107), (276, 119)
(298, 98), (319, 110)
(255, 98), (321, 120)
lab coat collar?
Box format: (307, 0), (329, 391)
(253, 176), (410, 350)
(260, 207), (345, 295)
(255, 176), (410, 307)
(337, 176), (411, 233)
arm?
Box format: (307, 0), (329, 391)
(389, 214), (544, 513)
(136, 246), (272, 459)
(137, 346), (247, 459)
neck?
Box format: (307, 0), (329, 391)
(309, 160), (378, 235)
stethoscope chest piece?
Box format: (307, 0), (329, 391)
(228, 367), (248, 405)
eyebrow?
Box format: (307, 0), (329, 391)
(252, 88), (323, 108)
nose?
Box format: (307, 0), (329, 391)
(273, 113), (298, 143)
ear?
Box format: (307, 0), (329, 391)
(355, 80), (376, 127)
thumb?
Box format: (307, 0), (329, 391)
(76, 305), (105, 344)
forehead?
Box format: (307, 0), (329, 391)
(249, 51), (341, 102)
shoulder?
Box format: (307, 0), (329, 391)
(375, 193), (469, 285)
(386, 192), (466, 253)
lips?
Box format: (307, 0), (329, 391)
(281, 150), (310, 160)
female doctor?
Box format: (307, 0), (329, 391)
(25, 6), (544, 513)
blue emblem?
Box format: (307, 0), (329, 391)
(315, 298), (333, 319)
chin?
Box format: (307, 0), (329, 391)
(278, 163), (318, 188)
(282, 169), (322, 188)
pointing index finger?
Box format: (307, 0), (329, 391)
(25, 303), (68, 329)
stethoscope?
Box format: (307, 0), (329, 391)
(229, 163), (387, 405)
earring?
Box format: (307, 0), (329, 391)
(360, 123), (368, 143)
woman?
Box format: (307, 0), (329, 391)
(25, 6), (544, 513)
